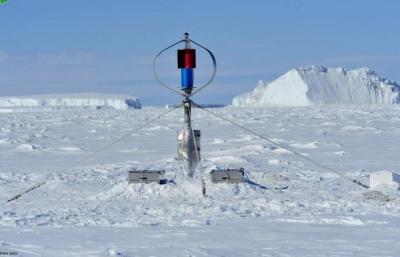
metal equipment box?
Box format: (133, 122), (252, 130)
(210, 168), (244, 183)
(128, 169), (165, 184)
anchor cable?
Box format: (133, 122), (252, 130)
(6, 104), (183, 203)
(191, 102), (369, 189)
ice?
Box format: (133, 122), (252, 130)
(1, 105), (400, 256)
(290, 141), (319, 149)
(271, 148), (293, 155)
(0, 93), (141, 110)
(233, 66), (400, 106)
(15, 143), (43, 151)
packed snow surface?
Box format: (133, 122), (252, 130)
(0, 93), (141, 110)
(233, 66), (400, 106)
(1, 106), (400, 256)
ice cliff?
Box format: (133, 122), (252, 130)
(0, 94), (142, 110)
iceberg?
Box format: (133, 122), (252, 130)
(0, 93), (142, 110)
(233, 66), (400, 106)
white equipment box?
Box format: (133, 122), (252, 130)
(370, 171), (400, 189)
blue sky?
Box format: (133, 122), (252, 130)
(0, 0), (399, 105)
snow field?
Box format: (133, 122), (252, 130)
(1, 106), (400, 256)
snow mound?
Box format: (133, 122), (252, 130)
(233, 66), (400, 106)
(0, 93), (142, 110)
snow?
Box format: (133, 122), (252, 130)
(1, 218), (399, 256)
(1, 105), (400, 256)
(0, 94), (142, 110)
(233, 66), (400, 106)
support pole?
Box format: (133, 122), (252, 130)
(155, 33), (215, 178)
(181, 98), (197, 177)
(176, 33), (200, 177)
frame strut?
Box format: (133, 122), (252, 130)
(153, 38), (217, 97)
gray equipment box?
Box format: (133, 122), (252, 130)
(128, 169), (165, 184)
(210, 168), (245, 183)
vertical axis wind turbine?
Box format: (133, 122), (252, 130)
(153, 33), (217, 177)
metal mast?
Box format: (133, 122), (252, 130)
(178, 33), (199, 177)
(153, 32), (217, 177)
